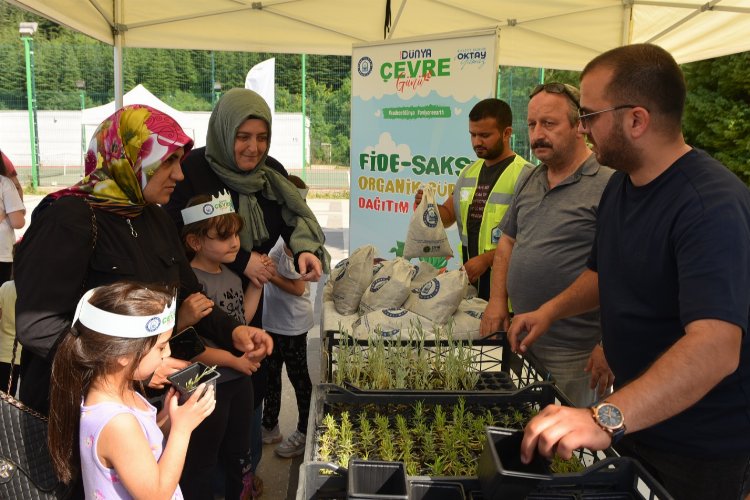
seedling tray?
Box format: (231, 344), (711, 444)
(300, 457), (672, 500)
(321, 330), (552, 393)
(304, 383), (612, 478)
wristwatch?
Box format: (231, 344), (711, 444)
(591, 402), (626, 445)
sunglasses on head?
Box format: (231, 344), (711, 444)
(529, 82), (581, 108)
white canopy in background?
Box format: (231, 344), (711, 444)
(82, 84), (189, 128)
(8, 0), (750, 70)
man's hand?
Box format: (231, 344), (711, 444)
(480, 300), (510, 337)
(231, 325), (274, 360)
(177, 292), (213, 329)
(585, 345), (615, 398)
(507, 309), (553, 354)
(244, 251), (274, 288)
(463, 254), (491, 284)
(148, 357), (190, 389)
(414, 189), (424, 208)
(298, 252), (322, 282)
(521, 405), (613, 464)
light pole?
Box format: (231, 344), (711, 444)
(213, 81), (222, 106)
(76, 79), (86, 170)
(19, 22), (40, 190)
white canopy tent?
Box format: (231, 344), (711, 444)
(8, 0), (750, 105)
(82, 83), (190, 128)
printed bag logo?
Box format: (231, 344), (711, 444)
(370, 276), (391, 292)
(383, 308), (408, 318)
(334, 260), (350, 281)
(423, 204), (439, 228)
(380, 327), (400, 338)
(418, 278), (440, 299)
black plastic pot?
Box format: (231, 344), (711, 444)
(477, 427), (552, 500)
(167, 362), (220, 404)
(347, 460), (408, 499)
(409, 480), (465, 500)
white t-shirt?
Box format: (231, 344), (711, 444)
(0, 176), (24, 262)
(262, 238), (313, 335)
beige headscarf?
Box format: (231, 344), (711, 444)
(205, 88), (330, 272)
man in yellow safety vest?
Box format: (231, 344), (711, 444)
(414, 98), (533, 300)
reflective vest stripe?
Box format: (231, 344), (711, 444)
(453, 155), (533, 260)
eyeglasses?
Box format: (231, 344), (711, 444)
(529, 82), (580, 108)
(578, 105), (637, 128)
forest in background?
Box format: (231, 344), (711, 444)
(0, 1), (748, 182)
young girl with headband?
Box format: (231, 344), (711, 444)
(179, 191), (264, 499)
(48, 282), (216, 499)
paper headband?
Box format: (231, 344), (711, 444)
(181, 190), (236, 225)
(298, 187), (309, 199)
(73, 288), (177, 338)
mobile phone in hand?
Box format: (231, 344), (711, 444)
(169, 326), (206, 361)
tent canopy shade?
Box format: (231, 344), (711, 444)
(7, 0), (750, 70)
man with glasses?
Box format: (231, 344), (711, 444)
(512, 44), (750, 499)
(480, 82), (614, 407)
(414, 98), (533, 300)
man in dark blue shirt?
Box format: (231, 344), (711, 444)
(508, 43), (750, 500)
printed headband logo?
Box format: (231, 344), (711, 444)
(73, 288), (177, 338)
(181, 190), (235, 225)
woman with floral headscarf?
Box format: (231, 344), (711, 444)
(14, 105), (272, 416)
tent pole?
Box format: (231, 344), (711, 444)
(301, 53), (307, 181)
(113, 0), (124, 108)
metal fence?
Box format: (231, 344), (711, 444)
(1, 37), (543, 190)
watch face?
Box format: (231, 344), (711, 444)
(596, 404), (624, 429)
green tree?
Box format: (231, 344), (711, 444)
(682, 53), (750, 184)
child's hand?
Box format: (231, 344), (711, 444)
(178, 292), (214, 328)
(148, 357), (190, 389)
(168, 383), (216, 434)
(230, 353), (261, 375)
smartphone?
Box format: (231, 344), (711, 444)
(169, 326), (206, 361)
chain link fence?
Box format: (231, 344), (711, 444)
(1, 34), (549, 191)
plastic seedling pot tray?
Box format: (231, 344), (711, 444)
(347, 460), (408, 499)
(167, 362), (220, 404)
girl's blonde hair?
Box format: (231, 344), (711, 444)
(48, 281), (175, 484)
(181, 193), (244, 259)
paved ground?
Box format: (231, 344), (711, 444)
(255, 199), (348, 500)
(18, 196), (350, 500)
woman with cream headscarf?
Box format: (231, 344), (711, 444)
(165, 88), (329, 498)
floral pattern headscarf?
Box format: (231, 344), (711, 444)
(51, 104), (193, 217)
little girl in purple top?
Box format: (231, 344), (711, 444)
(48, 282), (216, 499)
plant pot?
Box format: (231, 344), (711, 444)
(477, 427), (552, 500)
(347, 460), (408, 499)
(167, 362), (220, 404)
(409, 480), (465, 500)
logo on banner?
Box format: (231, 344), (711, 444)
(455, 47), (487, 69)
(357, 56), (373, 77)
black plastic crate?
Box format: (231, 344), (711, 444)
(321, 330), (552, 393)
(304, 383), (611, 479)
(300, 457), (671, 500)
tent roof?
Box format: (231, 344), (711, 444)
(82, 84), (189, 126)
(8, 0), (750, 70)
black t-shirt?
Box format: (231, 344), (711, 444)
(589, 149), (750, 455)
(465, 155), (515, 299)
